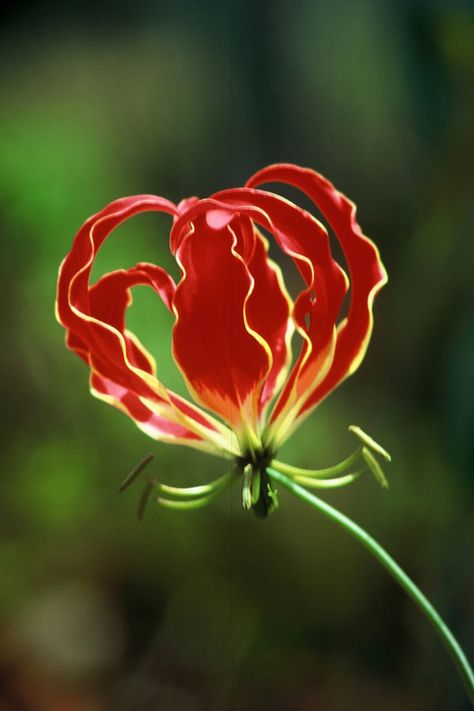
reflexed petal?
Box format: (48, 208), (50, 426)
(89, 264), (175, 373)
(57, 195), (176, 400)
(172, 200), (294, 439)
(90, 372), (218, 452)
(222, 213), (293, 414)
(244, 228), (293, 413)
(58, 165), (387, 458)
(172, 209), (272, 445)
(56, 196), (237, 454)
(211, 187), (348, 443)
(246, 164), (387, 433)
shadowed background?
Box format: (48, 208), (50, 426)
(1, 1), (473, 709)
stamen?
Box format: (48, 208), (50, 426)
(119, 453), (155, 493)
(137, 478), (155, 520)
(149, 468), (238, 511)
(348, 425), (391, 462)
(251, 469), (261, 505)
(361, 447), (389, 489)
(242, 464), (253, 510)
(157, 471), (233, 498)
(271, 449), (361, 479)
(293, 469), (364, 489)
(156, 491), (223, 510)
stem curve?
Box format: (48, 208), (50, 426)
(267, 467), (474, 705)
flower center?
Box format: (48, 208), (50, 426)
(236, 446), (278, 518)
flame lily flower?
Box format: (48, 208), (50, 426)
(56, 163), (388, 515)
(55, 164), (474, 700)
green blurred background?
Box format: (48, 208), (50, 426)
(1, 1), (473, 709)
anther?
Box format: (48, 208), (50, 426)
(137, 478), (155, 520)
(119, 453), (155, 493)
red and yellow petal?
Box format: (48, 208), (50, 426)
(214, 212), (294, 416)
(244, 227), (293, 414)
(58, 165), (386, 456)
(88, 264), (175, 373)
(172, 209), (272, 448)
(56, 196), (237, 455)
(90, 372), (212, 449)
(211, 187), (348, 444)
(57, 195), (176, 401)
(246, 163), (388, 434)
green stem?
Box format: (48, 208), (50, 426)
(267, 467), (474, 705)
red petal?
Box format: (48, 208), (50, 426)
(247, 163), (388, 423)
(90, 372), (205, 445)
(57, 195), (176, 400)
(244, 227), (293, 413)
(210, 188), (348, 437)
(57, 196), (235, 453)
(172, 209), (272, 440)
(89, 264), (175, 373)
